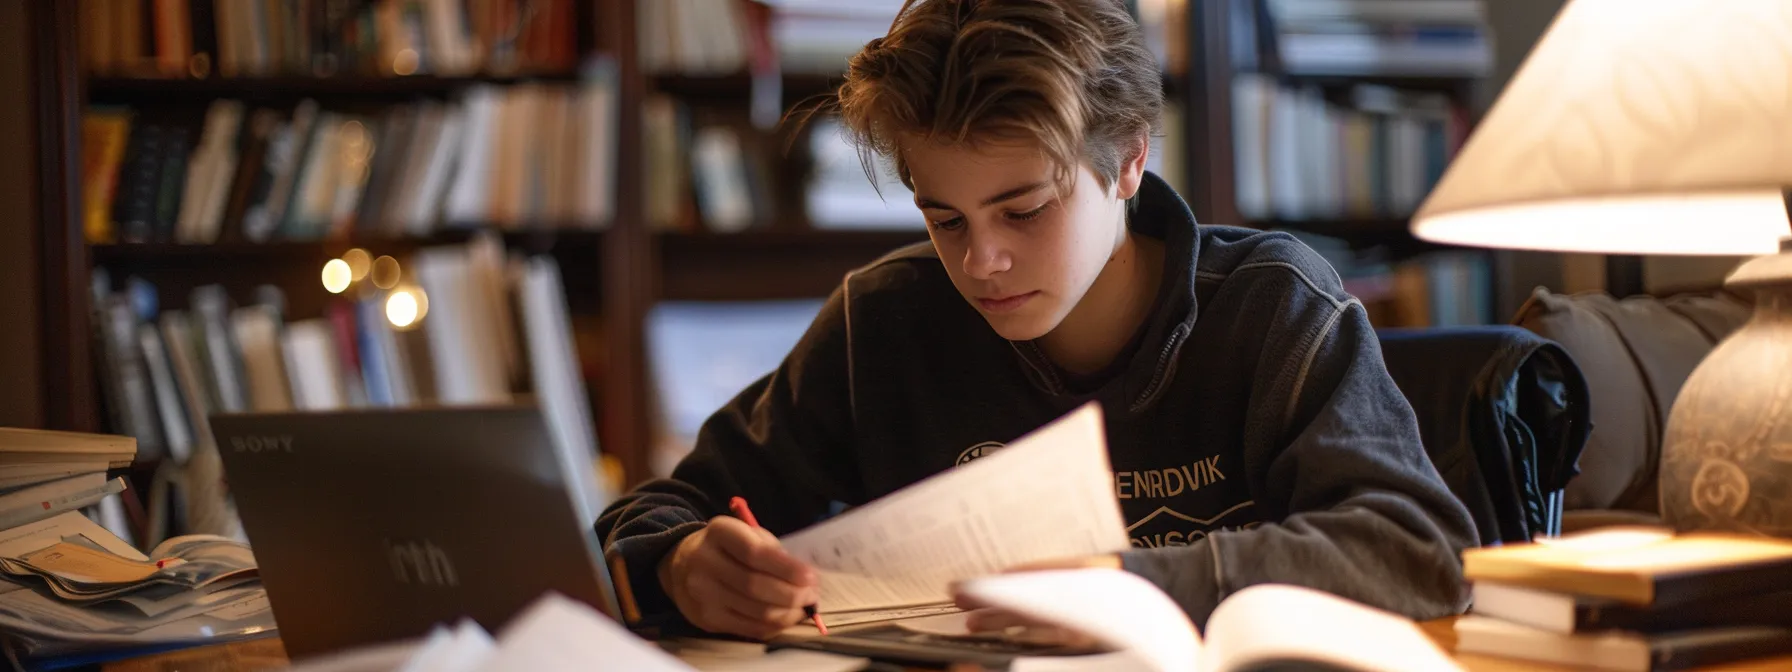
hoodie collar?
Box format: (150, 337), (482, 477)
(1011, 171), (1201, 413)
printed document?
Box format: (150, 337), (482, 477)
(780, 403), (1129, 613)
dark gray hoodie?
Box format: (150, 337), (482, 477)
(596, 172), (1478, 632)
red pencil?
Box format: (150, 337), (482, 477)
(729, 496), (829, 636)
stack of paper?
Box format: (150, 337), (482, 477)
(0, 534), (255, 602)
(0, 511), (274, 661)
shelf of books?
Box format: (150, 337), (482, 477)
(1218, 0), (1501, 328)
(65, 0), (641, 553)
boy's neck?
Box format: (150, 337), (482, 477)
(1037, 229), (1166, 377)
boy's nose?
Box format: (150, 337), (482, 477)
(962, 227), (1014, 280)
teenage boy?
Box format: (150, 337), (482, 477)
(597, 0), (1478, 640)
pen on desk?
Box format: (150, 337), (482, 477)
(728, 496), (829, 636)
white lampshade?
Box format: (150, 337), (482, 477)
(1412, 0), (1792, 256)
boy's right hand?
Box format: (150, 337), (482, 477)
(658, 515), (820, 640)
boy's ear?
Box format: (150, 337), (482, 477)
(1115, 131), (1150, 201)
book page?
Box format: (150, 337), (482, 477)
(779, 404), (1130, 612)
(394, 620), (496, 672)
(956, 568), (1200, 672)
(18, 542), (168, 584)
(1202, 584), (1459, 672)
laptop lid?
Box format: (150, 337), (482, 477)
(210, 405), (619, 660)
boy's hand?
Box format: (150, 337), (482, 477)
(658, 516), (820, 640)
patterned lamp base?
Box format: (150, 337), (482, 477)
(1660, 243), (1792, 537)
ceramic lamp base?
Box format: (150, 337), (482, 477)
(1659, 240), (1792, 537)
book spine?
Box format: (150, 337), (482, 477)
(1657, 561), (1792, 608)
(0, 478), (129, 531)
(1650, 628), (1792, 672)
(1582, 589), (1792, 634)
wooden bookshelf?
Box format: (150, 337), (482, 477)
(86, 72), (584, 101)
(90, 228), (609, 263)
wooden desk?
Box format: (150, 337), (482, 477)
(99, 622), (1792, 672)
(98, 638), (288, 672)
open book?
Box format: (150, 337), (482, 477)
(777, 403), (1129, 625)
(956, 568), (1462, 672)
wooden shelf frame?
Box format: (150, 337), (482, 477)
(85, 72), (585, 102)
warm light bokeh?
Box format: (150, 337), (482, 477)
(321, 259), (352, 294)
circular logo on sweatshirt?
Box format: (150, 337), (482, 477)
(956, 441), (1007, 466)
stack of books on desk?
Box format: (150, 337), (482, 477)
(0, 428), (275, 663)
(1456, 527), (1792, 671)
(0, 428), (135, 534)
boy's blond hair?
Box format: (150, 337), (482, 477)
(830, 0), (1163, 195)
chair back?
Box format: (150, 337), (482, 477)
(1378, 326), (1592, 544)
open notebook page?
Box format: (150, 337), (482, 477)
(779, 403), (1130, 612)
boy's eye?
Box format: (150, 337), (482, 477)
(1006, 204), (1049, 221)
(929, 216), (966, 231)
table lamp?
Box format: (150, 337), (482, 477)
(1411, 0), (1792, 537)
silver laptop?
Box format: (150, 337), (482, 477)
(210, 405), (620, 660)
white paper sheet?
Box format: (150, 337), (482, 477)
(779, 404), (1128, 612)
(473, 593), (692, 672)
(956, 569), (1199, 672)
(394, 620), (495, 672)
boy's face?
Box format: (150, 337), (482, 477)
(906, 140), (1143, 341)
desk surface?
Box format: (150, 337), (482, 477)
(95, 621), (1792, 672)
